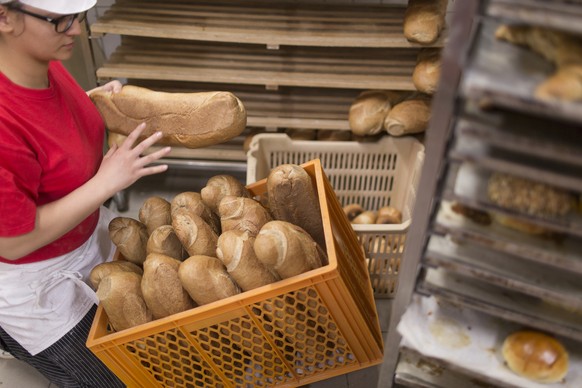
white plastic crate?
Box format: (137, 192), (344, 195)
(247, 134), (425, 298)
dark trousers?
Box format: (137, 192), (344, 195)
(0, 305), (125, 388)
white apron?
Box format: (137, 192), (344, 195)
(0, 206), (117, 355)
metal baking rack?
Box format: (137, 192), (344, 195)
(379, 0), (582, 386)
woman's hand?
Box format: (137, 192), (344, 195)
(86, 80), (123, 96)
(95, 123), (172, 195)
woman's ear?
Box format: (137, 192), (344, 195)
(0, 6), (16, 33)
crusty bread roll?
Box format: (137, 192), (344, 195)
(502, 330), (569, 383)
(267, 164), (327, 250)
(352, 210), (378, 225)
(96, 271), (152, 332)
(404, 0), (448, 45)
(178, 255), (241, 305)
(413, 49), (442, 95)
(348, 90), (404, 136)
(146, 225), (187, 260)
(108, 217), (149, 266)
(90, 85), (247, 149)
(216, 230), (280, 291)
(171, 191), (221, 235)
(254, 220), (328, 279)
(218, 195), (273, 237)
(200, 175), (251, 214)
(141, 253), (196, 319)
(376, 206), (403, 224)
(495, 25), (582, 102)
(343, 204), (365, 222)
(172, 211), (218, 257)
(487, 172), (576, 217)
(89, 260), (143, 290)
(139, 196), (172, 235)
(384, 94), (432, 136)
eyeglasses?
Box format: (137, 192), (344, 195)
(11, 6), (87, 33)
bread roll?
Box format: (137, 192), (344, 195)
(413, 49), (442, 95)
(496, 25), (582, 102)
(200, 175), (251, 213)
(343, 204), (365, 222)
(254, 221), (328, 279)
(179, 255), (241, 305)
(171, 191), (221, 235)
(376, 206), (403, 224)
(266, 164), (327, 250)
(146, 225), (187, 260)
(96, 271), (152, 332)
(89, 260), (143, 290)
(487, 172), (576, 217)
(90, 85), (247, 149)
(404, 0), (448, 45)
(172, 211), (218, 257)
(352, 211), (378, 225)
(218, 195), (273, 237)
(502, 330), (569, 383)
(141, 253), (196, 319)
(384, 94), (431, 136)
(108, 217), (149, 266)
(348, 90), (403, 136)
(216, 230), (280, 291)
(139, 196), (172, 235)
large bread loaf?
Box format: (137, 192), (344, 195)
(171, 192), (221, 235)
(90, 85), (247, 149)
(146, 225), (187, 260)
(89, 260), (143, 290)
(141, 253), (196, 319)
(266, 164), (326, 249)
(96, 271), (152, 332)
(200, 175), (251, 213)
(218, 196), (273, 237)
(179, 255), (241, 305)
(216, 230), (279, 291)
(108, 217), (149, 266)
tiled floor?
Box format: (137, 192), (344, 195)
(0, 166), (395, 388)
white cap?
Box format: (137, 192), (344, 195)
(0, 0), (96, 14)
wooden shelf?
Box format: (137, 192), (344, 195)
(97, 37), (419, 90)
(128, 80), (356, 131)
(91, 0), (445, 48)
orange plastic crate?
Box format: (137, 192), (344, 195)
(86, 159), (384, 387)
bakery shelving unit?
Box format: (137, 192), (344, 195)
(380, 0), (582, 387)
(88, 0), (448, 166)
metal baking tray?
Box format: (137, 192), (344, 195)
(424, 234), (582, 312)
(434, 201), (582, 276)
(486, 0), (582, 36)
(418, 267), (582, 343)
(460, 18), (582, 124)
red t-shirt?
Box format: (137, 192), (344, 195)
(0, 62), (104, 264)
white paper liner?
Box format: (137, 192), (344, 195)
(398, 294), (582, 387)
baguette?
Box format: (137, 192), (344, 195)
(141, 253), (196, 319)
(108, 217), (149, 266)
(90, 85), (247, 149)
(216, 230), (280, 291)
(254, 220), (328, 279)
(179, 255), (241, 305)
(404, 0), (448, 45)
(266, 164), (326, 250)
